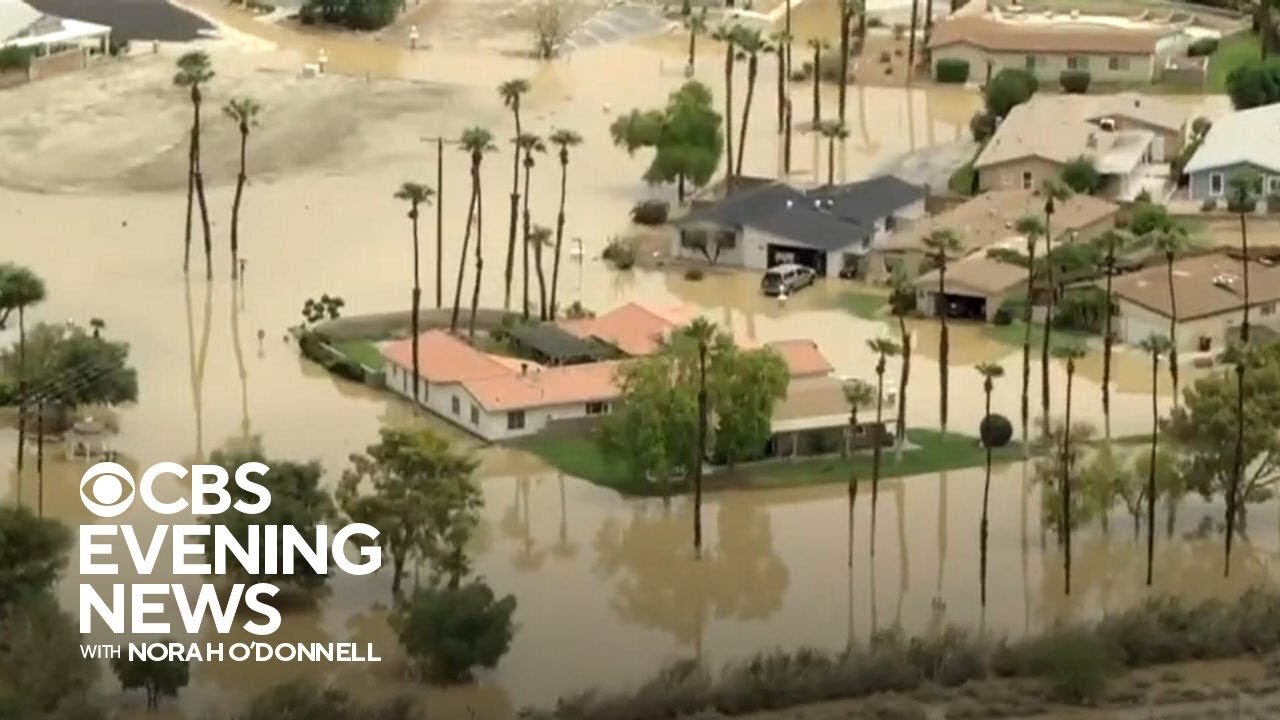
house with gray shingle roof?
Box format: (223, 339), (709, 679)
(1184, 104), (1280, 202)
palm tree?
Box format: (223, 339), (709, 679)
(818, 120), (849, 185)
(923, 229), (963, 436)
(174, 51), (215, 279)
(1039, 188), (1060, 439)
(222, 96), (262, 281)
(686, 318), (716, 557)
(888, 270), (914, 456)
(1137, 333), (1172, 586)
(837, 0), (852, 123)
(517, 132), (546, 319)
(923, 0), (935, 52)
(907, 0), (920, 75)
(1151, 225), (1188, 406)
(868, 337), (900, 557)
(1014, 215), (1044, 450)
(0, 265), (45, 481)
(975, 361), (1004, 607)
(499, 78), (531, 311)
(734, 28), (770, 177)
(1052, 342), (1087, 595)
(843, 378), (876, 565)
(684, 9), (707, 74)
(548, 128), (582, 319)
(89, 317), (106, 339)
(770, 31), (790, 135)
(1098, 229), (1125, 443)
(451, 127), (496, 335)
(1227, 171), (1261, 344)
(394, 181), (435, 404)
(713, 25), (739, 184)
(807, 37), (829, 126)
(529, 225), (553, 317)
(1224, 170), (1260, 578)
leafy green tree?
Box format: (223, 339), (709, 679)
(0, 323), (138, 421)
(548, 128), (583, 319)
(1138, 333), (1172, 586)
(451, 127), (497, 337)
(396, 580), (517, 682)
(206, 443), (337, 591)
(0, 507), (71, 610)
(1225, 57), (1280, 109)
(394, 182), (434, 403)
(174, 51), (215, 279)
(0, 592), (97, 716)
(984, 68), (1038, 119)
(1127, 200), (1173, 236)
(222, 96), (262, 280)
(0, 263), (45, 479)
(1059, 156), (1101, 194)
(975, 362), (1004, 607)
(110, 646), (190, 709)
(610, 81), (725, 202)
(499, 78), (531, 312)
(708, 343), (790, 468)
(337, 428), (481, 596)
(923, 229), (963, 436)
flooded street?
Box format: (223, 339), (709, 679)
(1, 1), (1272, 717)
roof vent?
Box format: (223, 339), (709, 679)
(1099, 117), (1116, 132)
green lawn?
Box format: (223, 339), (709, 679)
(839, 290), (888, 320)
(985, 320), (1094, 354)
(1208, 32), (1260, 92)
(516, 429), (1025, 496)
(333, 339), (384, 371)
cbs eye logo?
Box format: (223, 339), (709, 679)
(79, 462), (136, 518)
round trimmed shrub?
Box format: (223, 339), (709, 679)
(980, 414), (1013, 449)
(935, 58), (970, 84)
(1188, 37), (1219, 57)
(630, 200), (669, 225)
(1201, 198), (1219, 212)
(1059, 69), (1091, 94)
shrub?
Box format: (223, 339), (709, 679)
(0, 46), (34, 71)
(948, 160), (978, 196)
(1128, 201), (1171, 235)
(1226, 56), (1280, 110)
(326, 357), (366, 382)
(879, 50), (892, 63)
(968, 111), (996, 142)
(1059, 155), (1102, 194)
(603, 238), (637, 270)
(935, 58), (970, 83)
(867, 15), (885, 27)
(562, 301), (594, 319)
(631, 199), (669, 225)
(1187, 37), (1219, 57)
(991, 306), (1013, 325)
(1201, 198), (1218, 212)
(983, 68), (1038, 119)
(980, 414), (1014, 448)
(396, 581), (517, 682)
(300, 0), (397, 30)
(1059, 69), (1091, 94)
(1027, 628), (1120, 703)
(684, 268), (705, 281)
(108, 37), (131, 57)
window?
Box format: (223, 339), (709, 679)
(507, 410), (526, 430)
(586, 401), (608, 415)
(1024, 55), (1037, 70)
(1209, 173), (1224, 196)
(470, 404), (480, 425)
(1021, 171), (1033, 190)
(1269, 176), (1280, 194)
(1263, 303), (1277, 316)
(1066, 56), (1088, 70)
(1108, 56), (1129, 71)
(451, 396), (460, 415)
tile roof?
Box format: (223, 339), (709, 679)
(928, 14), (1172, 55)
(462, 360), (624, 412)
(556, 301), (695, 356)
(1184, 104), (1280, 175)
(1107, 252), (1280, 321)
(974, 96), (1156, 170)
(379, 330), (517, 383)
(878, 188), (1117, 256)
(765, 339), (835, 378)
(1085, 92), (1189, 134)
(913, 253), (1028, 297)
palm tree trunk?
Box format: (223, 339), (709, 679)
(776, 48), (785, 133)
(184, 102), (196, 274)
(923, 0), (934, 53)
(230, 128), (247, 280)
(837, 4), (850, 123)
(192, 93), (213, 282)
(1241, 212), (1251, 344)
(784, 95), (793, 175)
(411, 206), (422, 404)
(724, 42), (735, 184)
(1040, 226), (1053, 439)
(469, 165), (485, 339)
(688, 28), (697, 71)
(451, 173), (478, 333)
(1102, 251), (1114, 443)
(826, 135), (835, 185)
(522, 154), (533, 319)
(812, 45), (821, 126)
(695, 343), (707, 556)
(980, 385), (992, 606)
(847, 406), (859, 567)
(1146, 354), (1158, 586)
(938, 259), (949, 436)
(871, 366), (885, 556)
(550, 155), (569, 318)
(896, 315), (910, 457)
(1062, 366), (1074, 595)
(1022, 244), (1036, 452)
(737, 58), (758, 177)
(1228, 360), (1244, 578)
(908, 0), (919, 77)
(1166, 258), (1179, 406)
(504, 107), (522, 311)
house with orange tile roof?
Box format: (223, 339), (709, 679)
(555, 301), (697, 356)
(378, 309), (840, 441)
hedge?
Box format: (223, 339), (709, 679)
(935, 58), (970, 83)
(1059, 69), (1091, 94)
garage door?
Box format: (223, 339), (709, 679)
(767, 244), (826, 275)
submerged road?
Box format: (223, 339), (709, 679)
(27, 0), (213, 41)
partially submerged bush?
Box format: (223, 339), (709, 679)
(1059, 69), (1091, 94)
(602, 238), (637, 270)
(1028, 628), (1119, 703)
(1188, 37), (1219, 57)
(631, 199), (669, 225)
(936, 58), (970, 83)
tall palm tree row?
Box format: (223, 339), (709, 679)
(975, 361), (1004, 607)
(174, 51), (215, 279)
(843, 379), (876, 566)
(924, 229), (963, 436)
(0, 264), (46, 482)
(714, 25), (740, 184)
(735, 28), (770, 178)
(517, 132), (546, 319)
(451, 127), (496, 335)
(1014, 215), (1044, 451)
(1138, 333), (1172, 586)
(818, 120), (849, 185)
(1053, 343), (1086, 595)
(222, 96), (262, 281)
(394, 181), (434, 404)
(499, 78), (531, 311)
(867, 338), (900, 557)
(1224, 170), (1261, 577)
(548, 128), (582, 319)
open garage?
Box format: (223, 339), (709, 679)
(767, 243), (827, 275)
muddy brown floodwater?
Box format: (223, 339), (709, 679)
(0, 2), (1272, 718)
